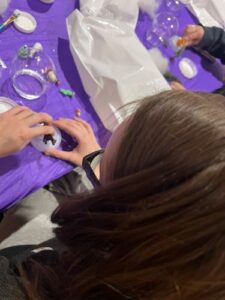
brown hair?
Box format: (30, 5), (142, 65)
(20, 91), (225, 299)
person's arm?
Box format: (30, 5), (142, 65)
(182, 25), (225, 64)
(0, 106), (54, 157)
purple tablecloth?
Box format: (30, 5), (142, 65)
(0, 1), (223, 210)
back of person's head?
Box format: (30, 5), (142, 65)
(21, 91), (225, 300)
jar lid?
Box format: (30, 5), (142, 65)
(179, 58), (198, 79)
(14, 10), (37, 34)
(0, 97), (17, 113)
(40, 0), (55, 3)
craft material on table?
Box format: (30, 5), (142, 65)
(40, 0), (55, 3)
(59, 88), (75, 97)
(13, 10), (37, 33)
(179, 57), (198, 79)
(0, 10), (19, 33)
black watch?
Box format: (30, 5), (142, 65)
(82, 149), (104, 187)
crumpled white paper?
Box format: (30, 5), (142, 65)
(180, 0), (225, 28)
(67, 0), (169, 131)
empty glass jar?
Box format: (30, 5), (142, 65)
(11, 43), (56, 100)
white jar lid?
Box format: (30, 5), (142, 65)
(40, 0), (55, 3)
(179, 58), (198, 79)
(0, 97), (17, 113)
(14, 10), (37, 34)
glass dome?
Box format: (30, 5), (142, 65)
(156, 12), (179, 37)
(165, 0), (182, 13)
(11, 43), (56, 100)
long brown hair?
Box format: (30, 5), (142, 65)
(20, 91), (225, 299)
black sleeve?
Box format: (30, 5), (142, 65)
(198, 26), (225, 64)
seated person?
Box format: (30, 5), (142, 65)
(1, 90), (225, 300)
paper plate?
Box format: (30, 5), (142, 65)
(0, 97), (17, 113)
(178, 58), (198, 79)
(14, 10), (37, 34)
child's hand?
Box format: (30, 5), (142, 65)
(0, 106), (54, 157)
(182, 25), (205, 47)
(170, 81), (186, 91)
(45, 118), (101, 166)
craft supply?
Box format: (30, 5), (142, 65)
(0, 97), (17, 113)
(29, 42), (43, 58)
(176, 37), (186, 48)
(0, 10), (20, 33)
(45, 69), (60, 85)
(31, 125), (61, 152)
(0, 57), (7, 69)
(40, 0), (55, 3)
(18, 45), (29, 59)
(75, 108), (81, 117)
(12, 44), (55, 100)
(179, 58), (197, 79)
(14, 10), (37, 33)
(59, 88), (75, 97)
(0, 0), (11, 16)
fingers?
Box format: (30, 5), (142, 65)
(28, 125), (55, 139)
(45, 148), (76, 163)
(5, 106), (29, 116)
(25, 112), (53, 127)
(73, 117), (93, 133)
(53, 118), (86, 142)
(53, 119), (77, 135)
(170, 81), (186, 91)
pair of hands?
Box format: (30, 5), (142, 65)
(0, 106), (100, 166)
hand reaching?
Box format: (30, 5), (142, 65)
(45, 118), (101, 166)
(0, 106), (54, 157)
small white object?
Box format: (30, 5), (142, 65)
(40, 0), (55, 3)
(169, 35), (182, 52)
(0, 0), (10, 16)
(14, 10), (37, 33)
(149, 48), (169, 74)
(29, 42), (43, 58)
(31, 126), (61, 152)
(178, 58), (198, 79)
(0, 97), (17, 113)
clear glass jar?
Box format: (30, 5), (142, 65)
(11, 43), (56, 100)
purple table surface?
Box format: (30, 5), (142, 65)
(0, 1), (223, 211)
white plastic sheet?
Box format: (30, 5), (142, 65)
(67, 0), (169, 131)
(180, 0), (225, 28)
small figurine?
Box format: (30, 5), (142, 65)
(29, 42), (43, 58)
(45, 68), (60, 85)
(176, 37), (187, 48)
(75, 108), (81, 117)
(42, 122), (56, 146)
(59, 88), (75, 97)
(18, 45), (29, 59)
(43, 134), (57, 145)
